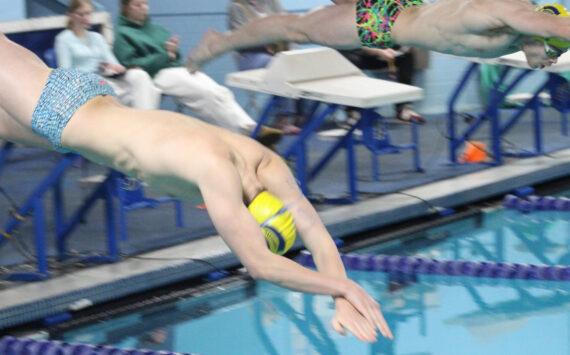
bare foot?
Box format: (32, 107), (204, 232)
(186, 29), (226, 73)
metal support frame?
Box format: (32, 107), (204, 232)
(252, 96), (422, 203)
(447, 62), (567, 165)
(1, 154), (78, 280)
(112, 171), (184, 242)
(1, 153), (184, 281)
(0, 142), (14, 176)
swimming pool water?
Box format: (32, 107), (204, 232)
(58, 205), (570, 355)
(360, 207), (570, 267)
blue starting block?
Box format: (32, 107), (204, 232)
(1, 153), (82, 280)
(447, 53), (570, 165)
(227, 48), (424, 203)
(0, 142), (14, 176)
(111, 171), (184, 242)
(0, 149), (184, 281)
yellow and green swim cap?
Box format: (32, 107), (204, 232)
(535, 4), (570, 50)
(248, 191), (296, 255)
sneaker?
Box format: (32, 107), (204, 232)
(318, 128), (362, 141)
(397, 107), (426, 124)
(256, 125), (282, 147)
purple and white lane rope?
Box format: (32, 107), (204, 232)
(296, 251), (570, 281)
(502, 194), (570, 213)
(0, 336), (200, 355)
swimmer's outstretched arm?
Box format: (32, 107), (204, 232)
(254, 152), (392, 341)
(495, 1), (570, 41)
(331, 0), (358, 4)
(186, 3), (360, 71)
(195, 152), (391, 342)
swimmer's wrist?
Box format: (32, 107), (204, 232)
(333, 296), (348, 307)
(333, 279), (354, 299)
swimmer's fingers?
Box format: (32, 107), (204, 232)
(357, 291), (393, 339)
(330, 317), (346, 336)
(344, 281), (393, 340)
(333, 298), (378, 343)
(359, 294), (393, 340)
(371, 302), (393, 340)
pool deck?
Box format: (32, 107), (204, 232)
(1, 143), (570, 330)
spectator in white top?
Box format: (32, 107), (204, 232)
(55, 0), (161, 110)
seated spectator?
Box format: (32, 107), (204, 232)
(338, 47), (426, 124)
(55, 0), (161, 110)
(228, 0), (304, 134)
(114, 0), (281, 147)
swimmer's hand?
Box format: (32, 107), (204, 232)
(370, 48), (403, 61)
(332, 297), (380, 342)
(340, 280), (394, 341)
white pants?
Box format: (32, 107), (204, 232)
(153, 67), (256, 134)
(107, 68), (162, 110)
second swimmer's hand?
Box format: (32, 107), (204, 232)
(342, 279), (394, 340)
(367, 48), (402, 62)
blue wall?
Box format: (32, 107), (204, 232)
(10, 0), (561, 115)
(0, 0), (26, 21)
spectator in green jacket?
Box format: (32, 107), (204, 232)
(114, 0), (282, 147)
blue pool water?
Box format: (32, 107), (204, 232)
(58, 205), (570, 355)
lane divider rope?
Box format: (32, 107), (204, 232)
(0, 336), (200, 355)
(296, 251), (570, 281)
(502, 194), (570, 213)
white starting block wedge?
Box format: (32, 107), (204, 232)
(226, 47), (425, 202)
(227, 47), (424, 107)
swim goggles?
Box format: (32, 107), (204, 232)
(544, 42), (567, 58)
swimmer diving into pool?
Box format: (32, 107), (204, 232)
(0, 33), (392, 342)
(186, 0), (570, 71)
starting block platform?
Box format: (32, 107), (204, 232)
(448, 51), (570, 165)
(226, 47), (424, 202)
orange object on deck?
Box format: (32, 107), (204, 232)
(459, 141), (488, 163)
